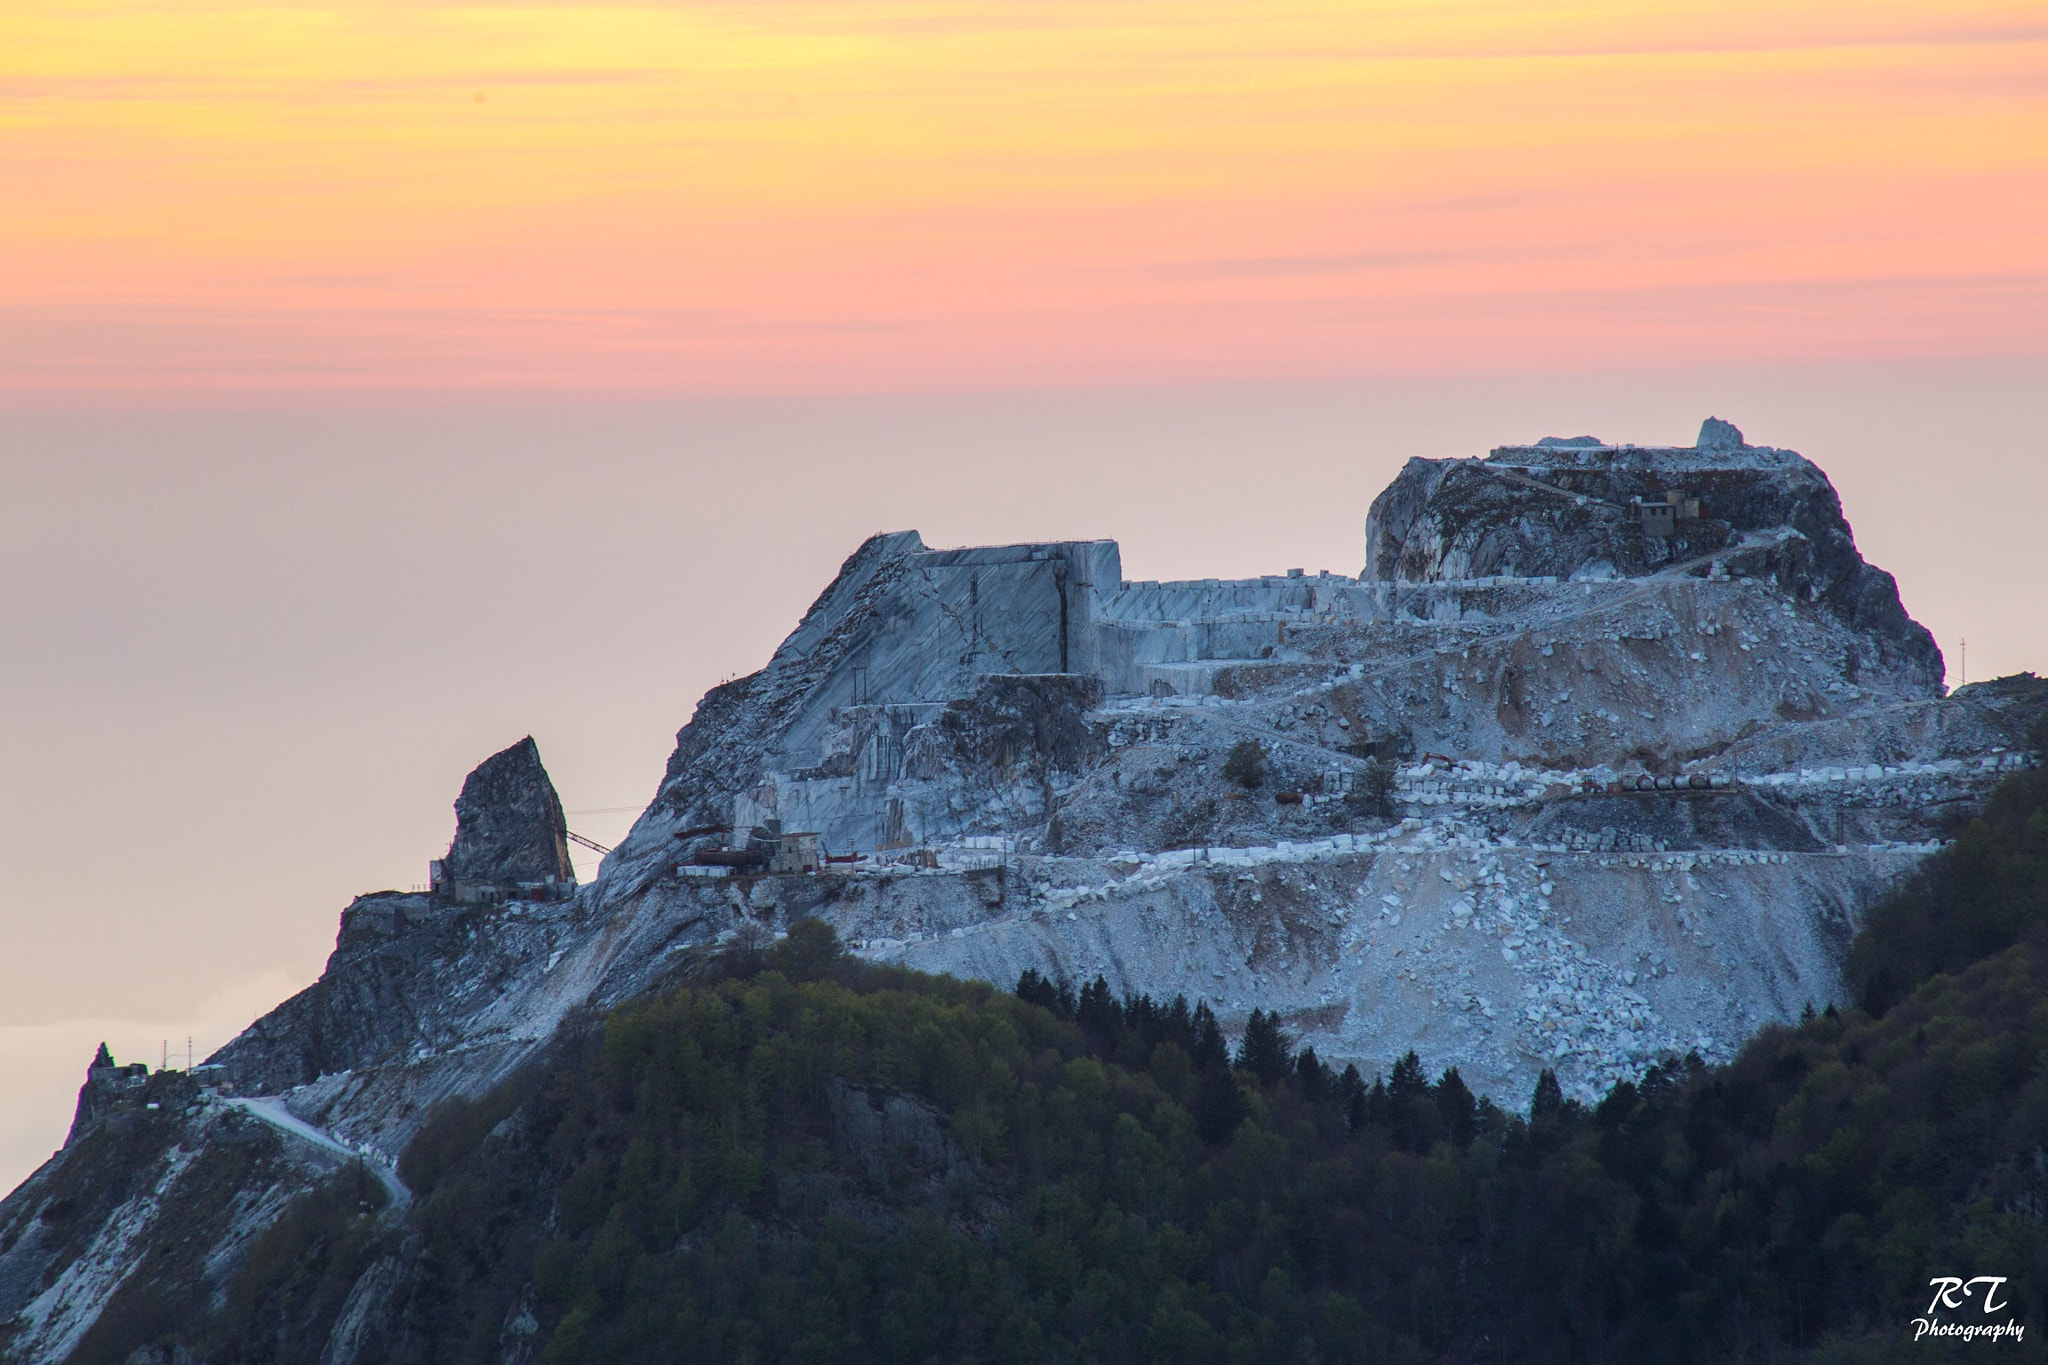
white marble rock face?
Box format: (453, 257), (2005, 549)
(591, 418), (2004, 1108)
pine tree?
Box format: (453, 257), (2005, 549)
(1013, 970), (1067, 1016)
(1388, 1050), (1429, 1101)
(1436, 1067), (1477, 1146)
(1195, 1067), (1244, 1144)
(1338, 1063), (1368, 1132)
(1365, 1073), (1392, 1126)
(1076, 976), (1122, 1049)
(1164, 994), (1194, 1051)
(1294, 1046), (1329, 1103)
(1235, 1009), (1291, 1085)
(1531, 1067), (1565, 1122)
(1191, 1003), (1230, 1072)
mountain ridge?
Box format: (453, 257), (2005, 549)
(3, 418), (2036, 1364)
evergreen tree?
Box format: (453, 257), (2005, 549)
(1388, 1049), (1429, 1101)
(1385, 1051), (1441, 1153)
(1593, 1079), (1639, 1130)
(1195, 1067), (1244, 1143)
(1076, 975), (1122, 1048)
(1013, 969), (1065, 1015)
(1337, 1063), (1368, 1132)
(1190, 1002), (1230, 1072)
(1364, 1072), (1392, 1126)
(1234, 1008), (1291, 1084)
(1436, 1067), (1477, 1146)
(1531, 1067), (1565, 1122)
(1294, 1046), (1329, 1103)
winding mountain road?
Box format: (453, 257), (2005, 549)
(224, 1096), (412, 1208)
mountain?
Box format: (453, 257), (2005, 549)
(2, 419), (2038, 1364)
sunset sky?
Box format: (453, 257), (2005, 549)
(2, 0), (2045, 1192)
(4, 0), (2044, 392)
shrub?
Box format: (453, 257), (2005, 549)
(1344, 758), (1396, 818)
(1222, 739), (1267, 789)
(765, 917), (845, 982)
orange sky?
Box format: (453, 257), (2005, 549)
(3, 0), (2045, 390)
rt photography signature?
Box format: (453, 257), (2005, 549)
(1914, 1277), (2025, 1344)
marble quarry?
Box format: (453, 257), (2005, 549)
(5, 418), (2038, 1365)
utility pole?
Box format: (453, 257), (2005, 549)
(1961, 638), (1967, 688)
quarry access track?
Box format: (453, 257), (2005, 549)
(225, 1096), (411, 1209)
(1467, 459), (1632, 513)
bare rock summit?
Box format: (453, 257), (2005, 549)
(442, 736), (574, 888)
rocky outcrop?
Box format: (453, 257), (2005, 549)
(932, 673), (1105, 779)
(1522, 788), (1824, 854)
(821, 1077), (995, 1226)
(62, 1046), (149, 1148)
(1362, 419), (1943, 689)
(1949, 672), (2048, 749)
(638, 533), (1120, 867)
(442, 737), (574, 887)
(209, 894), (497, 1094)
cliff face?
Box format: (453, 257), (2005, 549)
(648, 532), (1121, 850)
(2, 420), (2028, 1365)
